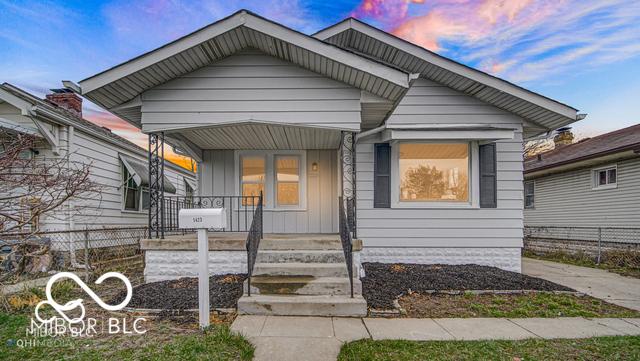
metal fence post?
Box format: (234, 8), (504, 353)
(597, 227), (602, 265)
(84, 228), (90, 282)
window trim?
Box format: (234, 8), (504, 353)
(524, 180), (535, 209)
(390, 140), (479, 209)
(121, 161), (144, 213)
(234, 150), (307, 210)
(592, 164), (618, 190)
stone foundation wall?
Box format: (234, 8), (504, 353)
(144, 250), (247, 282)
(359, 247), (522, 273)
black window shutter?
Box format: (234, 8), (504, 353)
(479, 143), (497, 208)
(374, 143), (391, 208)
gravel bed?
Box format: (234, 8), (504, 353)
(112, 273), (246, 310)
(362, 263), (574, 309)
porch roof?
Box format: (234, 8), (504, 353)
(170, 121), (342, 150)
(76, 10), (410, 129)
(314, 18), (582, 133)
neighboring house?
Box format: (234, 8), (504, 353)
(71, 10), (583, 276)
(524, 125), (640, 228)
(0, 83), (197, 235)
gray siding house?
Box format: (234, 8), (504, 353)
(67, 11), (581, 315)
(524, 125), (640, 228)
(0, 83), (197, 239)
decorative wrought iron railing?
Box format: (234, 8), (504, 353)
(346, 196), (357, 239)
(161, 195), (262, 234)
(245, 192), (264, 296)
(339, 196), (354, 298)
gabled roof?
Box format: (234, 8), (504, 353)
(78, 10), (411, 128)
(525, 124), (640, 174)
(314, 17), (580, 133)
(0, 83), (194, 175)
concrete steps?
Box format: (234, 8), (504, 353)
(237, 295), (367, 317)
(252, 262), (348, 277)
(256, 250), (345, 263)
(241, 234), (367, 317)
(244, 276), (362, 296)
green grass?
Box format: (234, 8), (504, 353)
(339, 337), (640, 361)
(0, 312), (254, 361)
(399, 292), (640, 319)
(524, 251), (640, 279)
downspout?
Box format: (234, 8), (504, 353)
(66, 125), (87, 270)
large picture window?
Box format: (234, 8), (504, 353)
(398, 143), (469, 202)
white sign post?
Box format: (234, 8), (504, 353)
(178, 208), (227, 329)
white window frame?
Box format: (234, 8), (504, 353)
(120, 161), (145, 213)
(390, 140), (479, 209)
(524, 180), (535, 209)
(592, 164), (617, 190)
(235, 150), (307, 211)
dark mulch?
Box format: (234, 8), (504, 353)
(112, 273), (246, 310)
(362, 263), (574, 309)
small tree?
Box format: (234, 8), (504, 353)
(402, 165), (446, 200)
(0, 129), (99, 236)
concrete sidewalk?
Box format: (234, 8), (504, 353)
(523, 257), (640, 311)
(231, 315), (640, 361)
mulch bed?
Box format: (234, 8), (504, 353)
(112, 273), (246, 310)
(362, 263), (574, 309)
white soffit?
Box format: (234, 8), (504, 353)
(314, 18), (580, 131)
(78, 10), (410, 128)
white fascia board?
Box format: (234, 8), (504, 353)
(316, 19), (577, 119)
(79, 13), (246, 94)
(80, 11), (409, 96)
(244, 16), (408, 89)
(0, 88), (33, 113)
(145, 119), (356, 134)
(382, 129), (515, 142)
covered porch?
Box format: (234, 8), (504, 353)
(147, 123), (357, 238)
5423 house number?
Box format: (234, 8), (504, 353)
(192, 217), (203, 223)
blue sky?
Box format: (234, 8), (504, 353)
(1, 0), (639, 145)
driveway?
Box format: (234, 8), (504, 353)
(522, 258), (640, 311)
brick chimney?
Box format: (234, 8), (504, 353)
(553, 127), (574, 148)
(46, 88), (82, 118)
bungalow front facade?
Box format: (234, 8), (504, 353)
(69, 11), (581, 315)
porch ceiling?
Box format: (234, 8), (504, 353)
(175, 122), (342, 149)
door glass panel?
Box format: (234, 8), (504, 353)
(276, 156), (300, 206)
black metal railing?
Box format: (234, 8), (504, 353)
(161, 195), (261, 234)
(246, 192), (264, 296)
(346, 196), (357, 239)
(339, 196), (354, 298)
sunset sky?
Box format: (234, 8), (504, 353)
(1, 0), (639, 167)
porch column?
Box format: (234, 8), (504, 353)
(148, 132), (165, 239)
(340, 131), (357, 238)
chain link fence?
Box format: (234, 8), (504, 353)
(524, 225), (640, 267)
(1, 227), (148, 287)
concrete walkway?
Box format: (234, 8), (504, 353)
(523, 258), (640, 311)
(231, 315), (640, 361)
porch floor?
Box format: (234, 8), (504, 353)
(140, 232), (344, 252)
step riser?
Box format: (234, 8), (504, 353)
(253, 264), (348, 277)
(261, 240), (342, 250)
(244, 279), (362, 296)
(256, 251), (345, 264)
(238, 297), (368, 317)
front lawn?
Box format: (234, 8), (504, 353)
(339, 336), (640, 361)
(0, 311), (254, 361)
(398, 292), (640, 318)
(524, 251), (640, 279)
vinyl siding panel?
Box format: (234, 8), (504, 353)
(356, 78), (524, 249)
(141, 50), (362, 132)
(199, 149), (338, 233)
(524, 157), (640, 227)
(37, 125), (196, 231)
